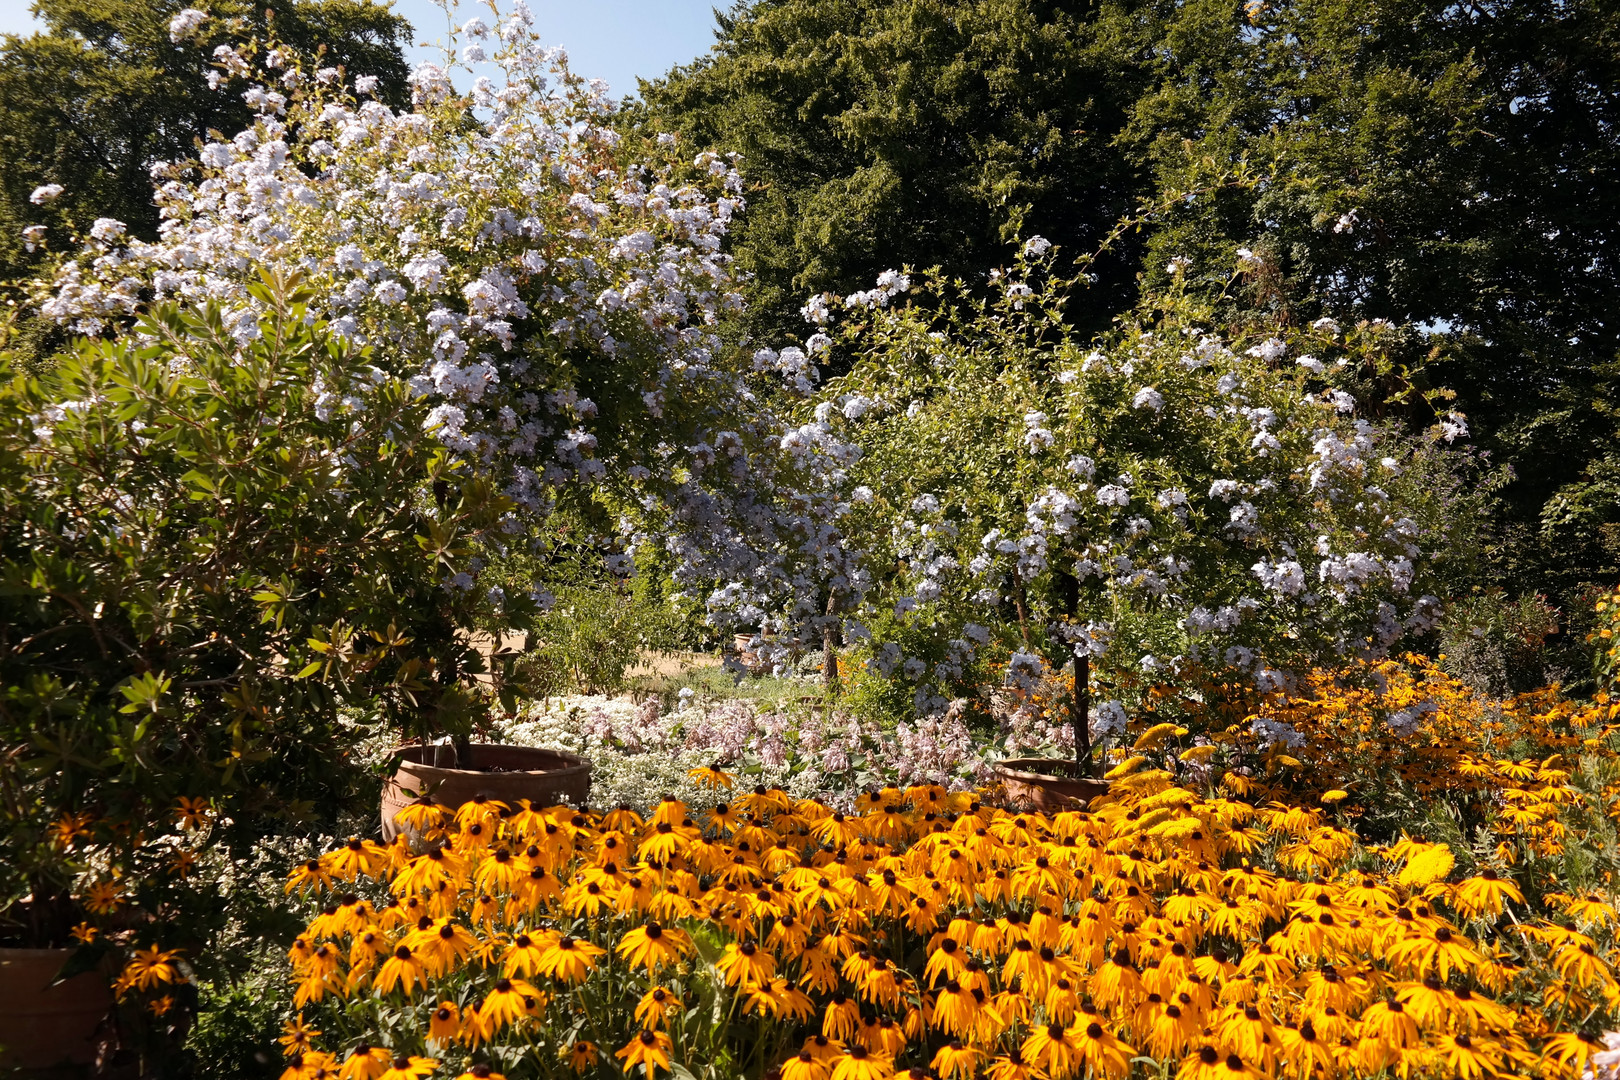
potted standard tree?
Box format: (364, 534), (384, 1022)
(795, 245), (1469, 798)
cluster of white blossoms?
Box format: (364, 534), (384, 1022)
(31, 3), (861, 636)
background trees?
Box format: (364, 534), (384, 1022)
(633, 0), (1154, 346)
(1122, 0), (1620, 602)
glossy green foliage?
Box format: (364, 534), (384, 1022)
(0, 273), (518, 947)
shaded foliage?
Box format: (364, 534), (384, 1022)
(632, 0), (1153, 347)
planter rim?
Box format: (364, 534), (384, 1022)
(393, 742), (591, 781)
(992, 757), (1103, 784)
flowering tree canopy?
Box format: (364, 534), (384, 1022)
(799, 249), (1471, 761)
(30, 7), (1474, 769)
(31, 6), (857, 639)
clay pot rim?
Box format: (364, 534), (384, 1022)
(393, 743), (591, 781)
(992, 757), (1105, 784)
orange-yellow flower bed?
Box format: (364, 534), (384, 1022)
(275, 743), (1620, 1080)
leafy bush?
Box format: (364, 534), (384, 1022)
(1438, 588), (1564, 696)
(0, 278), (514, 1059)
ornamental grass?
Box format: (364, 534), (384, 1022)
(262, 677), (1620, 1080)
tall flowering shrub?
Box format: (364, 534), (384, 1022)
(0, 282), (519, 1058)
(798, 253), (1472, 764)
(30, 6), (850, 632)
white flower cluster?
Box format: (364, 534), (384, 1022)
(34, 4), (876, 645)
(493, 692), (989, 810)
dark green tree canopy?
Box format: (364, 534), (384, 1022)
(0, 0), (410, 285)
(632, 0), (1153, 346)
(1121, 0), (1620, 594)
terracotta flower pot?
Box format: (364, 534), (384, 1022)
(380, 743), (592, 842)
(991, 758), (1110, 811)
(0, 947), (111, 1070)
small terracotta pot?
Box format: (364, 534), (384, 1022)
(991, 759), (1110, 811)
(0, 947), (111, 1070)
(380, 743), (592, 842)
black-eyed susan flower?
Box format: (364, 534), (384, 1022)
(1175, 1045), (1224, 1080)
(174, 796), (212, 830)
(481, 977), (542, 1030)
(501, 931), (553, 978)
(427, 1002), (460, 1043)
(600, 804), (645, 833)
(471, 848), (525, 893)
(829, 1045), (893, 1080)
(1543, 1029), (1606, 1078)
(326, 838), (386, 881)
(716, 939), (775, 987)
(337, 1043), (391, 1080)
(614, 1029), (673, 1078)
(391, 847), (467, 897)
(781, 1051), (829, 1080)
(1021, 1023), (1082, 1080)
(617, 921), (694, 972)
(1563, 892), (1618, 928)
(929, 1041), (980, 1080)
(372, 945), (426, 996)
(1453, 868), (1525, 920)
(1071, 1019), (1133, 1080)
(634, 986), (682, 1029)
(283, 1050), (339, 1079)
(119, 946), (183, 994)
(565, 1041), (598, 1073)
(406, 918), (478, 973)
(533, 934), (604, 984)
(1387, 924), (1478, 979)
(377, 1056), (436, 1080)
(287, 856), (335, 895)
(452, 1066), (505, 1080)
(1436, 1032), (1500, 1080)
(689, 764), (736, 790)
(983, 1050), (1036, 1080)
(391, 798), (450, 835)
(278, 1014), (320, 1056)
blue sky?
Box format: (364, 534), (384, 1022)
(0, 0), (728, 99)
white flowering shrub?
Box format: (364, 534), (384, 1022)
(22, 4), (1476, 779)
(28, 6), (852, 629)
(800, 248), (1471, 765)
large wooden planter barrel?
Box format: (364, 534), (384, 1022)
(380, 744), (592, 842)
(0, 948), (110, 1070)
(991, 758), (1110, 811)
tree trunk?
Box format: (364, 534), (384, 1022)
(1072, 653), (1092, 777)
(822, 593), (840, 696)
(1010, 572), (1033, 649)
